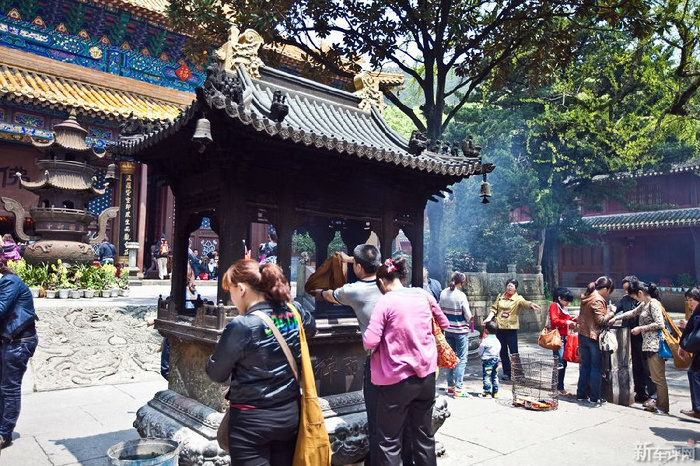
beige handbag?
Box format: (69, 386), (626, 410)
(537, 327), (562, 351)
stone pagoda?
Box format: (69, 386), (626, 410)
(1, 111), (118, 265)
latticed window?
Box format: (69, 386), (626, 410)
(627, 183), (663, 206)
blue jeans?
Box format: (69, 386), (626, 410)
(496, 329), (518, 378)
(0, 335), (38, 441)
(577, 334), (603, 402)
(445, 333), (469, 390)
(554, 336), (567, 391)
(482, 358), (500, 394)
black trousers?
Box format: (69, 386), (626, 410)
(375, 374), (436, 466)
(630, 332), (656, 399)
(227, 400), (299, 466)
(496, 329), (518, 378)
(364, 356), (378, 466)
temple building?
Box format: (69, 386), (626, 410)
(511, 159), (700, 289)
(0, 0), (402, 271)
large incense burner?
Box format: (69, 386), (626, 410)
(1, 112), (118, 264)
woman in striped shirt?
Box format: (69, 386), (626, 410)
(440, 272), (473, 397)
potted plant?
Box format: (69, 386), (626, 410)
(45, 271), (59, 299)
(118, 268), (130, 296)
(22, 262), (48, 298)
(99, 263), (120, 297)
(72, 263), (89, 297)
(52, 260), (72, 298)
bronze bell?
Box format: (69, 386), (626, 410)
(192, 116), (213, 152)
(479, 174), (491, 204)
(104, 163), (117, 184)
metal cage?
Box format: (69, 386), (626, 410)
(510, 353), (559, 411)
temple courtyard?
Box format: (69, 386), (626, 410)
(5, 284), (699, 466)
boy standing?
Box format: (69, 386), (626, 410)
(478, 321), (502, 398)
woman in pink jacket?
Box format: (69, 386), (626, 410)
(363, 257), (449, 466)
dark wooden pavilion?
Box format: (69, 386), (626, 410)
(119, 61), (492, 311)
(119, 41), (494, 464)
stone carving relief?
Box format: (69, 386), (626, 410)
(353, 72), (384, 115)
(465, 275), (484, 297)
(214, 25), (265, 78)
(33, 305), (161, 391)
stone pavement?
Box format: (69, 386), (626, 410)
(7, 286), (700, 465)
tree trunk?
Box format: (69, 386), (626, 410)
(542, 228), (559, 297)
(536, 228), (545, 267)
(425, 112), (447, 283)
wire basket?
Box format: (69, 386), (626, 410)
(510, 353), (558, 411)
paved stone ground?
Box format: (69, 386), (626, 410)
(7, 287), (700, 465)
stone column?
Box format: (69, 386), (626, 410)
(125, 241), (140, 277)
(601, 325), (634, 406)
(117, 161), (137, 260)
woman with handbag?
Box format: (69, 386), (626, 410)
(548, 287), (576, 397)
(439, 272), (473, 398)
(206, 260), (316, 465)
(576, 276), (616, 406)
(609, 281), (668, 415)
(679, 287), (700, 419)
(484, 279), (541, 381)
(363, 257), (449, 466)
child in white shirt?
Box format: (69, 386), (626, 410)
(478, 320), (502, 397)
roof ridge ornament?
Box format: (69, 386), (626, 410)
(214, 25), (265, 78)
(353, 72), (384, 115)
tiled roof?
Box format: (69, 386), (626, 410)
(591, 157), (700, 182)
(0, 63), (185, 121)
(582, 207), (700, 231)
(93, 0), (169, 22)
(118, 64), (491, 178)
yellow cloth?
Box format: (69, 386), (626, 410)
(304, 252), (346, 294)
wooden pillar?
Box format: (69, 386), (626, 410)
(217, 183), (247, 305)
(603, 240), (611, 278)
(276, 195), (298, 281)
(136, 163), (148, 274)
(380, 207), (396, 264)
(170, 190), (188, 313)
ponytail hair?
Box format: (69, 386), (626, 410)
(583, 275), (614, 297)
(449, 272), (466, 291)
(222, 259), (292, 303)
(627, 280), (661, 300)
(376, 257), (409, 283)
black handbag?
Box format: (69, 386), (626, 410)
(680, 317), (700, 353)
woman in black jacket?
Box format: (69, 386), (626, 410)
(206, 259), (315, 465)
(679, 286), (700, 419)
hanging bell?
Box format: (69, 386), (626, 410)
(479, 174), (491, 204)
(104, 163), (117, 184)
(192, 116), (213, 152)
